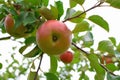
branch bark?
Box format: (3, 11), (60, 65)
(63, 1), (104, 22)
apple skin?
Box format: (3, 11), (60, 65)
(4, 14), (28, 37)
(101, 55), (113, 64)
(60, 51), (73, 64)
(36, 20), (72, 55)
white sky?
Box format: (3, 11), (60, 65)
(0, 0), (120, 80)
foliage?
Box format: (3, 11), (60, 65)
(0, 0), (120, 80)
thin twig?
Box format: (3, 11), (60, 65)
(34, 52), (44, 80)
(71, 42), (89, 55)
(0, 36), (11, 40)
(99, 63), (117, 76)
(63, 2), (103, 22)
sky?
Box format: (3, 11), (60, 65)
(0, 0), (120, 80)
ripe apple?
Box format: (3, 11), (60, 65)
(60, 51), (73, 64)
(101, 55), (113, 64)
(36, 20), (72, 55)
(4, 14), (28, 37)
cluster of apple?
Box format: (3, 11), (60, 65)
(4, 14), (73, 63)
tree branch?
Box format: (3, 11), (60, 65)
(34, 52), (44, 80)
(63, 1), (103, 22)
(71, 42), (89, 55)
(99, 63), (117, 76)
(0, 36), (11, 40)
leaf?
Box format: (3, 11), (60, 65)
(98, 40), (114, 54)
(49, 56), (58, 73)
(79, 72), (89, 80)
(70, 0), (77, 8)
(44, 72), (59, 80)
(70, 11), (86, 23)
(55, 1), (64, 20)
(88, 15), (109, 32)
(114, 50), (120, 60)
(25, 36), (36, 45)
(42, 0), (49, 6)
(23, 12), (37, 26)
(23, 46), (41, 58)
(72, 21), (89, 33)
(23, 0), (40, 6)
(50, 5), (58, 19)
(0, 62), (2, 69)
(64, 8), (76, 19)
(19, 45), (29, 54)
(82, 32), (94, 47)
(106, 63), (118, 72)
(72, 0), (85, 5)
(109, 37), (116, 46)
(64, 9), (85, 23)
(39, 6), (56, 20)
(87, 53), (105, 80)
(107, 72), (120, 80)
(106, 0), (120, 9)
(117, 43), (120, 52)
(27, 71), (39, 80)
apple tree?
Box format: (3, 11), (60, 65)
(0, 0), (120, 80)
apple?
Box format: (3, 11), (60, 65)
(101, 55), (113, 64)
(4, 14), (28, 37)
(60, 51), (73, 64)
(36, 20), (72, 55)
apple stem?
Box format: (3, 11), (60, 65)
(63, 1), (104, 23)
(34, 52), (44, 80)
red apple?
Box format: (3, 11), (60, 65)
(4, 14), (28, 37)
(60, 51), (73, 64)
(101, 55), (113, 64)
(36, 20), (72, 55)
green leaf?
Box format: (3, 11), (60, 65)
(50, 5), (58, 19)
(106, 63), (118, 72)
(114, 50), (120, 60)
(116, 43), (120, 52)
(106, 0), (120, 9)
(64, 8), (76, 19)
(87, 53), (105, 80)
(40, 6), (56, 20)
(44, 72), (59, 80)
(23, 46), (41, 57)
(23, 0), (40, 6)
(0, 63), (2, 69)
(55, 1), (64, 20)
(70, 11), (85, 23)
(49, 56), (58, 73)
(25, 36), (36, 45)
(19, 45), (29, 54)
(23, 12), (37, 26)
(82, 32), (94, 47)
(72, 0), (85, 5)
(64, 9), (86, 23)
(98, 40), (114, 54)
(72, 21), (89, 33)
(70, 0), (77, 8)
(27, 71), (39, 80)
(42, 0), (49, 6)
(109, 37), (116, 46)
(88, 15), (109, 32)
(107, 72), (120, 80)
(79, 72), (89, 80)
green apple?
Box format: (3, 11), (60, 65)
(4, 14), (28, 37)
(60, 51), (73, 64)
(36, 20), (72, 55)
